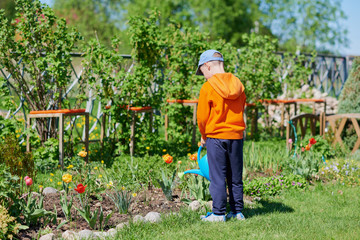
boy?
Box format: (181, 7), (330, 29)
(196, 49), (246, 222)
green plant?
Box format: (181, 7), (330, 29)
(244, 174), (307, 198)
(33, 138), (59, 173)
(74, 195), (113, 230)
(320, 159), (360, 186)
(0, 204), (22, 240)
(157, 169), (177, 201)
(19, 192), (57, 227)
(106, 187), (133, 214)
(59, 191), (73, 222)
(185, 175), (211, 202)
(0, 134), (35, 181)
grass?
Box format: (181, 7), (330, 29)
(112, 183), (360, 240)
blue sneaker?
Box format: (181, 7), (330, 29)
(201, 212), (226, 222)
(226, 211), (245, 220)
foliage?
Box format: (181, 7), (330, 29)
(319, 159), (360, 186)
(157, 169), (177, 201)
(53, 0), (120, 48)
(0, 165), (21, 217)
(0, 0), (81, 141)
(19, 192), (57, 227)
(260, 0), (348, 52)
(184, 175), (211, 202)
(32, 138), (59, 172)
(287, 148), (322, 180)
(244, 174), (307, 198)
(338, 57), (360, 114)
(106, 187), (133, 214)
(0, 134), (35, 180)
(0, 205), (21, 240)
(59, 191), (73, 221)
(0, 0), (16, 21)
(74, 192), (113, 230)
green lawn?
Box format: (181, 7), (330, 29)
(113, 183), (360, 240)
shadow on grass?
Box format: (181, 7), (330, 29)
(242, 200), (294, 219)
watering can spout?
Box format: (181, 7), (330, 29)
(183, 146), (210, 181)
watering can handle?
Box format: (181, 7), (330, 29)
(198, 145), (203, 161)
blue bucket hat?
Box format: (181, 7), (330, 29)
(196, 49), (224, 75)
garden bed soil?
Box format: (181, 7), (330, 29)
(17, 188), (186, 240)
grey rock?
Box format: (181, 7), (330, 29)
(189, 200), (201, 211)
(31, 192), (40, 197)
(116, 222), (128, 230)
(133, 215), (145, 223)
(206, 201), (213, 210)
(144, 212), (161, 223)
(78, 229), (94, 239)
(93, 231), (108, 239)
(39, 233), (55, 240)
(42, 187), (58, 195)
(107, 228), (117, 238)
(62, 230), (78, 240)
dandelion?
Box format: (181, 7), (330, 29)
(98, 174), (102, 178)
(50, 173), (54, 176)
(50, 179), (53, 182)
(146, 146), (150, 150)
(94, 167), (98, 170)
(67, 165), (73, 169)
(101, 160), (104, 164)
(132, 193), (137, 197)
(162, 149), (166, 152)
(57, 182), (62, 185)
(121, 186), (125, 191)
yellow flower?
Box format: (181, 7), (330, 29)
(50, 179), (53, 182)
(121, 186), (125, 191)
(62, 173), (72, 183)
(77, 123), (82, 128)
(78, 151), (87, 158)
(67, 165), (73, 169)
(146, 147), (150, 150)
(57, 182), (62, 185)
(132, 193), (137, 197)
(162, 149), (166, 152)
(39, 185), (43, 189)
(94, 167), (98, 170)
(50, 173), (54, 176)
(68, 186), (72, 189)
(101, 160), (104, 164)
(109, 181), (113, 186)
(58, 165), (61, 168)
(98, 174), (102, 178)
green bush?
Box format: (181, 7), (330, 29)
(0, 134), (35, 180)
(32, 138), (59, 172)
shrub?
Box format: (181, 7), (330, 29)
(0, 205), (21, 240)
(0, 134), (35, 180)
(319, 159), (360, 186)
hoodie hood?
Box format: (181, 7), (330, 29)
(207, 73), (244, 100)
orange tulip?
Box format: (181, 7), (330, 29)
(162, 154), (173, 164)
(305, 144), (311, 151)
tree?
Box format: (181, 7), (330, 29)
(52, 0), (123, 48)
(0, 0), (16, 21)
(0, 0), (81, 141)
(338, 57), (360, 114)
(259, 0), (348, 52)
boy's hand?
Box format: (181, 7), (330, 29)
(200, 137), (206, 147)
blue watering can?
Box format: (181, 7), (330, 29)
(184, 146), (210, 181)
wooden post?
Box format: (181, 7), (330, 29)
(59, 113), (64, 168)
(312, 102), (316, 114)
(26, 117), (31, 152)
(320, 112), (325, 136)
(294, 102), (297, 116)
(85, 113), (89, 162)
(165, 113), (168, 141)
(280, 103), (285, 137)
(149, 111), (153, 134)
(192, 103), (197, 146)
(130, 111), (135, 156)
(100, 112), (106, 146)
(286, 114), (290, 149)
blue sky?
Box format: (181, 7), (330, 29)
(40, 0), (360, 56)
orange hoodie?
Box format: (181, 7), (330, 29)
(197, 73), (246, 140)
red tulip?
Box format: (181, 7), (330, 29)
(309, 138), (317, 145)
(74, 184), (87, 194)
